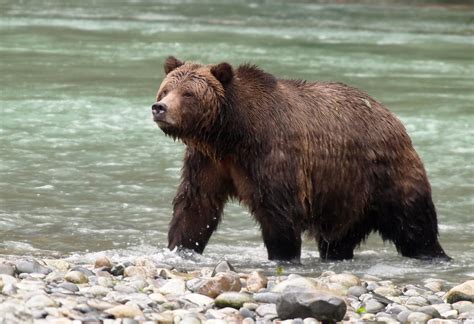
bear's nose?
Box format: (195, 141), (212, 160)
(152, 102), (167, 115)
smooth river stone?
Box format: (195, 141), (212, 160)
(64, 270), (89, 284)
(215, 292), (254, 309)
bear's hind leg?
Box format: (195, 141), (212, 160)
(376, 191), (450, 261)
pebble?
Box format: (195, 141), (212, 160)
(104, 304), (143, 318)
(94, 256), (112, 269)
(64, 271), (89, 284)
(0, 256), (473, 323)
(215, 292), (254, 309)
(407, 311), (433, 322)
(0, 263), (15, 276)
(347, 285), (367, 297)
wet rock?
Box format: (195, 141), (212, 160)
(188, 272), (241, 298)
(104, 304), (143, 318)
(215, 292), (254, 309)
(407, 311), (432, 322)
(276, 291), (346, 322)
(65, 270), (89, 284)
(15, 259), (52, 275)
(212, 260), (236, 276)
(246, 271), (267, 293)
(347, 285), (367, 298)
(158, 278), (186, 296)
(26, 294), (57, 308)
(0, 263), (15, 276)
(94, 256), (112, 269)
(445, 280), (474, 303)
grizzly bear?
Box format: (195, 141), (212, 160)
(151, 56), (450, 262)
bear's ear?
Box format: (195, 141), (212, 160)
(164, 56), (184, 75)
(211, 62), (233, 86)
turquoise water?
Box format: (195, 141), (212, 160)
(1, 0), (473, 283)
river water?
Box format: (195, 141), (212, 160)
(1, 1), (473, 284)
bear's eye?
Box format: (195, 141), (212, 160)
(183, 91), (194, 98)
(159, 90), (168, 100)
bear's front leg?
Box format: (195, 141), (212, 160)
(168, 149), (232, 254)
(256, 205), (303, 263)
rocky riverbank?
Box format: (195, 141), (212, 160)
(0, 256), (473, 323)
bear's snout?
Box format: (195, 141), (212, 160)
(152, 102), (168, 122)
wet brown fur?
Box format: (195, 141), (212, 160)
(155, 56), (450, 262)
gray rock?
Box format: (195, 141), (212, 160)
(347, 285), (367, 298)
(441, 309), (458, 319)
(427, 294), (444, 305)
(276, 291), (346, 322)
(431, 303), (452, 314)
(239, 307), (254, 319)
(255, 303), (277, 317)
(452, 301), (474, 314)
(25, 294), (57, 308)
(407, 311), (432, 322)
(397, 310), (412, 322)
(386, 303), (408, 315)
(406, 296), (429, 308)
(366, 282), (380, 291)
(254, 292), (281, 304)
(58, 282), (79, 292)
(114, 283), (137, 293)
(2, 283), (17, 296)
(418, 305), (442, 318)
(364, 299), (386, 313)
(458, 310), (474, 320)
(215, 292), (254, 309)
(0, 263), (15, 276)
(212, 260), (236, 276)
(71, 266), (95, 277)
(15, 259), (51, 275)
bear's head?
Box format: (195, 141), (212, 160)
(152, 56), (233, 140)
